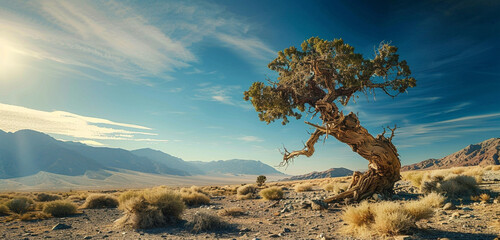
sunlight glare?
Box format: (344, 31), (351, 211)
(0, 38), (24, 80)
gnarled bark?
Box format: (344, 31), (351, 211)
(283, 101), (401, 203)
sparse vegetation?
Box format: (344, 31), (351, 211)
(35, 193), (62, 202)
(115, 188), (185, 229)
(19, 212), (51, 221)
(5, 197), (33, 214)
(259, 187), (284, 200)
(42, 200), (77, 217)
(190, 211), (228, 233)
(256, 175), (267, 186)
(294, 183), (313, 192)
(218, 207), (246, 217)
(420, 174), (479, 197)
(479, 193), (491, 203)
(81, 194), (119, 209)
(180, 191), (210, 206)
(236, 184), (257, 200)
(0, 204), (9, 216)
(342, 195), (439, 237)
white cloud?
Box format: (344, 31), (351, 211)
(0, 1), (275, 83)
(0, 102), (167, 142)
(79, 140), (104, 146)
(237, 136), (264, 142)
(196, 84), (252, 109)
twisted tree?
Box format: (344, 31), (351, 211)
(244, 37), (416, 203)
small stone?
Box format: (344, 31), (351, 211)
(311, 200), (327, 211)
(269, 234), (280, 238)
(451, 212), (461, 218)
(283, 228), (291, 233)
(51, 223), (71, 230)
(83, 236), (92, 239)
(252, 238), (260, 240)
(394, 235), (412, 240)
(443, 202), (456, 210)
(462, 207), (473, 211)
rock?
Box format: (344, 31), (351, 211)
(280, 207), (290, 213)
(311, 200), (327, 210)
(83, 236), (92, 239)
(450, 212), (461, 219)
(372, 193), (383, 201)
(269, 234), (280, 238)
(240, 228), (251, 232)
(300, 201), (312, 209)
(51, 223), (71, 230)
(252, 238), (260, 240)
(442, 202), (456, 210)
(494, 199), (499, 204)
(461, 214), (474, 218)
(283, 228), (291, 233)
(461, 207), (473, 211)
(394, 235), (412, 240)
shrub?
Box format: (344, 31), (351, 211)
(342, 197), (437, 237)
(5, 197), (33, 214)
(81, 194), (119, 209)
(42, 200), (77, 217)
(259, 187), (284, 200)
(421, 174), (479, 197)
(256, 175), (267, 186)
(181, 192), (210, 206)
(218, 207), (246, 216)
(118, 190), (142, 208)
(419, 192), (445, 208)
(115, 189), (185, 229)
(190, 211), (228, 233)
(236, 184), (257, 200)
(35, 193), (62, 202)
(0, 204), (9, 216)
(294, 183), (313, 192)
(19, 212), (51, 221)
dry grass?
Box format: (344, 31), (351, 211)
(403, 166), (485, 191)
(190, 211), (228, 233)
(322, 182), (349, 194)
(118, 190), (142, 208)
(218, 207), (246, 217)
(181, 192), (210, 206)
(5, 197), (34, 214)
(294, 183), (313, 192)
(236, 184), (257, 200)
(115, 188), (185, 229)
(259, 187), (284, 200)
(479, 193), (491, 203)
(81, 194), (119, 209)
(342, 195), (440, 237)
(420, 174), (479, 197)
(419, 192), (446, 208)
(18, 212), (51, 221)
(0, 204), (9, 216)
(35, 193), (62, 202)
(42, 200), (77, 217)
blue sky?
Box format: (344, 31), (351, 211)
(0, 0), (499, 175)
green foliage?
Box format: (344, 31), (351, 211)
(42, 200), (77, 217)
(256, 175), (267, 186)
(244, 37), (416, 125)
(5, 197), (33, 214)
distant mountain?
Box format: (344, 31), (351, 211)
(190, 159), (284, 175)
(402, 138), (500, 171)
(0, 130), (103, 178)
(281, 167), (353, 181)
(0, 129), (284, 179)
(131, 148), (203, 175)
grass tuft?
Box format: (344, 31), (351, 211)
(35, 193), (62, 202)
(5, 197), (33, 214)
(259, 187), (284, 200)
(81, 194), (119, 209)
(294, 183), (313, 192)
(190, 211), (228, 233)
(0, 204), (9, 216)
(218, 207), (246, 217)
(236, 184), (257, 200)
(42, 200), (77, 217)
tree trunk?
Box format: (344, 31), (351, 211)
(323, 112), (401, 203)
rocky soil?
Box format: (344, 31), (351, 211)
(1, 171), (500, 240)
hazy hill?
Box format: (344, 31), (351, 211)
(281, 167), (353, 181)
(131, 148), (203, 175)
(190, 159), (284, 175)
(0, 130), (103, 178)
(402, 138), (500, 171)
(0, 129), (284, 179)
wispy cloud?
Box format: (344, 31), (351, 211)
(79, 140), (104, 146)
(395, 112), (500, 146)
(237, 136), (264, 142)
(426, 102), (471, 117)
(196, 84), (252, 109)
(0, 102), (167, 142)
(0, 1), (275, 83)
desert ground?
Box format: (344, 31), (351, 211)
(1, 166), (499, 240)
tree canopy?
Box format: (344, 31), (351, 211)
(244, 37), (416, 125)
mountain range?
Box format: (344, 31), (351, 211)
(402, 138), (499, 171)
(0, 129), (283, 179)
(280, 167), (353, 181)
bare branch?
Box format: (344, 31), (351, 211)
(281, 129), (324, 166)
